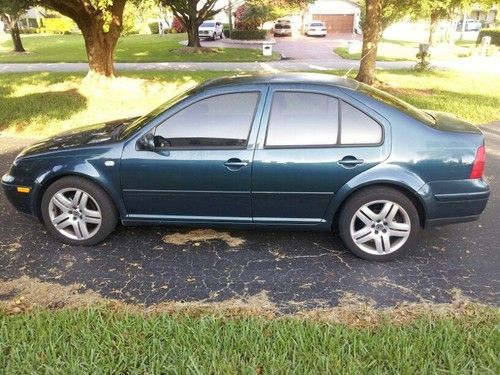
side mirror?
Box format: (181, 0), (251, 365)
(137, 133), (156, 151)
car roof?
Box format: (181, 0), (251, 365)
(200, 73), (360, 91)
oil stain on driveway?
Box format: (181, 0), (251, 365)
(0, 127), (499, 312)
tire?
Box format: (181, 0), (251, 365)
(41, 176), (118, 246)
(338, 186), (420, 261)
(212, 33), (216, 41)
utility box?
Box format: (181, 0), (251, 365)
(480, 36), (491, 56)
(347, 40), (361, 54)
(262, 43), (272, 56)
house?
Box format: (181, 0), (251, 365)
(303, 0), (361, 33)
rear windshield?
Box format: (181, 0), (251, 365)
(275, 24), (291, 29)
(358, 83), (436, 126)
(201, 22), (215, 27)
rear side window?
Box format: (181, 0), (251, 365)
(341, 101), (382, 144)
(266, 92), (339, 146)
(265, 91), (383, 147)
(155, 92), (259, 148)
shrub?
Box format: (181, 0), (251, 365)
(477, 28), (500, 46)
(148, 22), (159, 34)
(40, 17), (75, 34)
(171, 17), (186, 33)
(234, 4), (260, 31)
(230, 29), (267, 40)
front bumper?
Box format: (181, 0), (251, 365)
(421, 179), (490, 227)
(2, 174), (35, 216)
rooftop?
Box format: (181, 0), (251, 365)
(201, 73), (360, 91)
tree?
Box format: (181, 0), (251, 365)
(0, 0), (34, 52)
(160, 0), (220, 47)
(355, 0), (383, 85)
(36, 0), (127, 78)
(356, 0), (413, 84)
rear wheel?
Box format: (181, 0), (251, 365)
(339, 187), (420, 261)
(41, 176), (118, 246)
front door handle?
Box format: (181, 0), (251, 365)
(224, 158), (248, 170)
(338, 156), (364, 167)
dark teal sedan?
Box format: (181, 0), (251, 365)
(2, 74), (489, 260)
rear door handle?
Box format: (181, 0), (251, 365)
(224, 158), (248, 170)
(338, 156), (364, 167)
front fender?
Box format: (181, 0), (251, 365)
(28, 147), (126, 219)
(324, 163), (427, 225)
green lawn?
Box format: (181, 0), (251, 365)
(1, 306), (498, 374)
(0, 33), (280, 63)
(334, 38), (498, 61)
(0, 69), (498, 137)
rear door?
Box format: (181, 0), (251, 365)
(251, 84), (391, 224)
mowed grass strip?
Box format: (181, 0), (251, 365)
(0, 69), (498, 137)
(0, 33), (280, 63)
(0, 307), (499, 374)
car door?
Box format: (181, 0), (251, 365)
(251, 84), (391, 224)
(120, 85), (267, 223)
(215, 22), (223, 36)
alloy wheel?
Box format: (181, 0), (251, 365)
(48, 188), (102, 241)
(349, 200), (411, 255)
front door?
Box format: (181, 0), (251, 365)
(120, 88), (266, 223)
(251, 85), (390, 224)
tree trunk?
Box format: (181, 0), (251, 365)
(10, 20), (25, 53)
(428, 13), (439, 45)
(186, 21), (201, 47)
(355, 0), (383, 85)
(80, 20), (120, 78)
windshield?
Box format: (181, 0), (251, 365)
(357, 82), (436, 126)
(311, 23), (324, 27)
(119, 87), (195, 139)
(201, 22), (215, 27)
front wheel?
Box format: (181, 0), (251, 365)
(339, 187), (420, 261)
(41, 176), (118, 246)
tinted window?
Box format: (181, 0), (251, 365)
(202, 22), (215, 27)
(155, 92), (259, 148)
(266, 92), (339, 147)
(341, 101), (382, 144)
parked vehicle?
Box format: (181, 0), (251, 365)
(304, 21), (327, 37)
(274, 22), (292, 37)
(2, 73), (489, 260)
(198, 20), (224, 40)
(456, 19), (482, 32)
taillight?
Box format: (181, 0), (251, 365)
(470, 145), (486, 179)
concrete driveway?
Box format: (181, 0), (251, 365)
(272, 33), (359, 60)
(203, 32), (359, 60)
(0, 124), (498, 311)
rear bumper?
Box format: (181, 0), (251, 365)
(420, 179), (490, 227)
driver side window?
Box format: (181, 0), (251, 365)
(155, 92), (259, 148)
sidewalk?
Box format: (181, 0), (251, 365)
(0, 57), (498, 74)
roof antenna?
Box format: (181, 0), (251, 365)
(343, 47), (374, 78)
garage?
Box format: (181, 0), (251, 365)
(312, 14), (354, 33)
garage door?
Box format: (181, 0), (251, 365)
(312, 14), (354, 33)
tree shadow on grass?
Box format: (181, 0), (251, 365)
(0, 88), (87, 132)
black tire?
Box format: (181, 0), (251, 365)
(338, 186), (420, 261)
(41, 176), (118, 246)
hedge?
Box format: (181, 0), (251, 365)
(476, 28), (500, 46)
(230, 29), (267, 40)
(40, 17), (75, 34)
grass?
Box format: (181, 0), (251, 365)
(334, 38), (498, 61)
(0, 33), (280, 63)
(0, 306), (499, 374)
(0, 69), (498, 138)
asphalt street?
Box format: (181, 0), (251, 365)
(0, 124), (498, 311)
